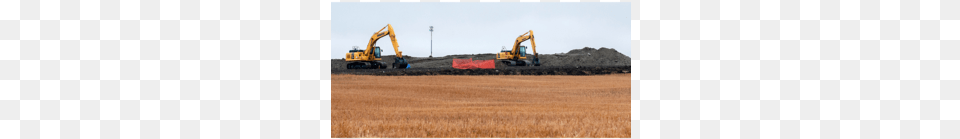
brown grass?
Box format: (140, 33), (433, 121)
(332, 74), (631, 138)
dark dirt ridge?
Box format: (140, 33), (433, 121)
(333, 47), (631, 68)
(331, 47), (631, 75)
(332, 66), (630, 76)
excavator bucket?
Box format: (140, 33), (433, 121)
(393, 57), (409, 69)
(532, 57), (541, 66)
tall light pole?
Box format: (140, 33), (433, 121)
(429, 26), (433, 58)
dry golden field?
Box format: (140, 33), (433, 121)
(332, 74), (631, 138)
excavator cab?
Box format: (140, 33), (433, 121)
(373, 47), (381, 58)
(518, 46), (526, 57)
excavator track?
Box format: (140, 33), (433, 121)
(500, 57), (540, 67)
(500, 60), (528, 66)
(346, 61), (387, 69)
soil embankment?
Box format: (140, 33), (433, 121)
(332, 47), (631, 75)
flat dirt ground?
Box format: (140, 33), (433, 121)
(332, 74), (631, 138)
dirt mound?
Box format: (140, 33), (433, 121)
(333, 66), (630, 76)
(537, 47), (631, 67)
(331, 47), (631, 70)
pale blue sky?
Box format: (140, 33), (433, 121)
(331, 2), (630, 58)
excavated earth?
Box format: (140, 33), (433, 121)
(332, 66), (630, 76)
(332, 47), (631, 75)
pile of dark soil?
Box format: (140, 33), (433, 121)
(332, 66), (630, 76)
(537, 47), (631, 67)
(331, 47), (631, 75)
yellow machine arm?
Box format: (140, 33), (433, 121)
(365, 24), (403, 58)
(512, 30), (537, 58)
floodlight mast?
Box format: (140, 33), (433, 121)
(430, 26), (433, 58)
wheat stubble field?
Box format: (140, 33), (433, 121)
(332, 74), (630, 138)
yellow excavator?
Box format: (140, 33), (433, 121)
(345, 24), (409, 69)
(496, 30), (540, 66)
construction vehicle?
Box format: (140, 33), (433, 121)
(345, 24), (409, 69)
(496, 30), (540, 66)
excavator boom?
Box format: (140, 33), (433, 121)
(511, 31), (535, 56)
(365, 24), (403, 58)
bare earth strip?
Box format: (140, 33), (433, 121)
(332, 74), (631, 138)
